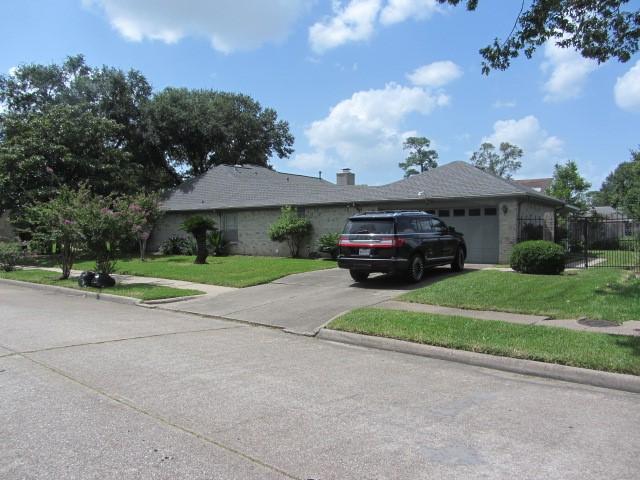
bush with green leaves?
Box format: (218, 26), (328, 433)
(510, 240), (565, 275)
(181, 215), (216, 264)
(317, 232), (340, 259)
(0, 242), (24, 272)
(160, 235), (191, 255)
(207, 230), (228, 256)
(268, 206), (312, 258)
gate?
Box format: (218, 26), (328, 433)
(518, 212), (640, 271)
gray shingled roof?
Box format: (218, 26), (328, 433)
(161, 161), (564, 211)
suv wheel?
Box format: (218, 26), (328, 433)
(350, 270), (369, 282)
(407, 254), (425, 282)
(451, 248), (465, 272)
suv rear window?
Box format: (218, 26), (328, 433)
(344, 219), (394, 234)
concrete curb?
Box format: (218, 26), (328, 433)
(0, 278), (203, 307)
(317, 329), (640, 394)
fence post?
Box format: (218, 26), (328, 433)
(583, 219), (589, 269)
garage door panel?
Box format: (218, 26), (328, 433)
(446, 215), (499, 264)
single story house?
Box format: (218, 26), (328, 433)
(151, 161), (567, 264)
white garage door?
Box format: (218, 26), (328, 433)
(436, 207), (499, 264)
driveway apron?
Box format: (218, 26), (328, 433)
(160, 266), (473, 335)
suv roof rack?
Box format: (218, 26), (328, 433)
(355, 210), (431, 216)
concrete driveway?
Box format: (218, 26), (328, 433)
(161, 266), (476, 334)
(1, 283), (639, 480)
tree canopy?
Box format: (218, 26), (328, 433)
(596, 148), (640, 218)
(469, 142), (523, 179)
(398, 136), (438, 177)
(438, 1), (640, 74)
(546, 160), (591, 211)
(0, 55), (295, 217)
(146, 88), (294, 178)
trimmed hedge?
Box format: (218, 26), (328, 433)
(510, 240), (565, 275)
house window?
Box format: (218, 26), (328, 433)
(484, 207), (497, 216)
(469, 208), (481, 216)
(296, 206), (306, 217)
(222, 212), (238, 242)
(453, 209), (466, 217)
(438, 209), (450, 217)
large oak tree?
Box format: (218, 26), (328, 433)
(439, 1), (640, 74)
(145, 88), (294, 178)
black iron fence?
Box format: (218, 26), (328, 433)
(517, 213), (640, 271)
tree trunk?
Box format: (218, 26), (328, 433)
(194, 232), (208, 264)
(139, 237), (147, 262)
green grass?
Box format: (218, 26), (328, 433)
(588, 249), (640, 267)
(401, 269), (640, 323)
(27, 255), (337, 288)
(329, 308), (640, 375)
(0, 269), (204, 301)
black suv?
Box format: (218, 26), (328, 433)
(337, 210), (466, 282)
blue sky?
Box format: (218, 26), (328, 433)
(2, 0), (639, 189)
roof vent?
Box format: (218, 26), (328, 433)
(337, 168), (355, 186)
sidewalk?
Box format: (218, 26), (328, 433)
(376, 300), (640, 336)
(22, 266), (236, 297)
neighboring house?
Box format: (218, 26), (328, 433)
(151, 161), (566, 264)
(514, 178), (552, 193)
(586, 206), (639, 239)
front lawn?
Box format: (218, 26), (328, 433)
(401, 269), (640, 323)
(37, 255), (337, 288)
(329, 308), (640, 375)
(0, 269), (204, 301)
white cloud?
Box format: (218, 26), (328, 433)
(407, 61), (462, 87)
(84, 0), (312, 53)
(309, 0), (381, 53)
(379, 0), (440, 25)
(482, 115), (565, 178)
(614, 60), (640, 112)
(492, 99), (516, 109)
(290, 82), (449, 182)
(541, 41), (598, 102)
(309, 0), (441, 52)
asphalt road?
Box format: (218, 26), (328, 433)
(1, 283), (639, 479)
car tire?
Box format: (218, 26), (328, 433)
(407, 254), (425, 282)
(451, 248), (465, 272)
(350, 270), (369, 282)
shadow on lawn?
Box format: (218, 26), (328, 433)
(614, 335), (640, 358)
(594, 275), (640, 299)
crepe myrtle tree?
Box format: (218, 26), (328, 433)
(123, 192), (163, 261)
(22, 185), (91, 279)
(268, 206), (312, 258)
(181, 215), (216, 264)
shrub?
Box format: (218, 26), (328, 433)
(317, 232), (340, 259)
(207, 230), (228, 256)
(181, 215), (216, 264)
(160, 235), (191, 255)
(510, 240), (565, 275)
(268, 206), (312, 258)
(0, 242), (24, 271)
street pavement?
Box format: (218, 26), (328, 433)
(1, 282), (639, 479)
